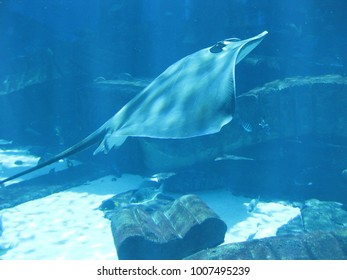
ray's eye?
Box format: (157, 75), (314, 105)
(209, 41), (226, 53)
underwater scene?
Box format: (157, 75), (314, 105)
(0, 0), (347, 260)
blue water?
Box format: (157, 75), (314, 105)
(1, 0), (347, 259)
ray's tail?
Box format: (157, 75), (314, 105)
(0, 127), (108, 186)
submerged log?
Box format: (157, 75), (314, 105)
(110, 194), (227, 260)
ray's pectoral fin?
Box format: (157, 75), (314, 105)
(93, 134), (128, 155)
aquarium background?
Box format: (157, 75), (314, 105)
(1, 0), (347, 260)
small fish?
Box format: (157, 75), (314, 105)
(246, 223), (260, 241)
(258, 118), (269, 129)
(148, 172), (176, 183)
(0, 139), (13, 145)
(293, 179), (313, 187)
(24, 126), (42, 137)
(241, 121), (253, 133)
(258, 118), (271, 135)
(129, 190), (161, 205)
(245, 197), (260, 213)
(214, 154), (254, 161)
(55, 126), (64, 145)
(93, 76), (106, 83)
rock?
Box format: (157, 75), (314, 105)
(277, 199), (347, 235)
(185, 230), (347, 260)
(0, 49), (63, 96)
(302, 199), (347, 232)
(98, 199), (116, 211)
(108, 194), (227, 260)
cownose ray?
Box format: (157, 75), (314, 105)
(0, 31), (268, 185)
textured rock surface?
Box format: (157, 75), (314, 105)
(185, 230), (347, 260)
(0, 49), (63, 96)
(108, 194), (227, 260)
(277, 199), (347, 235)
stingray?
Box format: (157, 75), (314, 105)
(0, 31), (268, 185)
